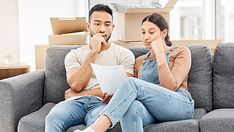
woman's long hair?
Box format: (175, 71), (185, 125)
(142, 13), (172, 46)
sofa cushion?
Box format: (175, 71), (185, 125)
(18, 102), (86, 132)
(18, 103), (55, 132)
(129, 47), (149, 59)
(200, 109), (234, 132)
(213, 43), (234, 109)
(44, 46), (82, 103)
(187, 45), (213, 112)
(144, 119), (199, 132)
(193, 108), (207, 119)
(18, 105), (205, 132)
(142, 108), (205, 132)
(65, 108), (205, 132)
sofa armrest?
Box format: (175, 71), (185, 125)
(0, 70), (45, 132)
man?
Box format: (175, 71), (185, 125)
(45, 4), (135, 132)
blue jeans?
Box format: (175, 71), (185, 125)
(45, 96), (106, 132)
(100, 77), (194, 132)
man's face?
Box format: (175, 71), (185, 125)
(88, 11), (114, 42)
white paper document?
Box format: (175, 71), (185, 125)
(91, 63), (128, 94)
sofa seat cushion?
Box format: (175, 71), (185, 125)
(67, 120), (199, 132)
(17, 104), (205, 132)
(144, 119), (198, 132)
(143, 108), (205, 132)
(65, 108), (205, 132)
(193, 108), (207, 119)
(200, 109), (234, 132)
(18, 103), (55, 132)
(17, 102), (89, 132)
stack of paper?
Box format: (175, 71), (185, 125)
(91, 63), (128, 94)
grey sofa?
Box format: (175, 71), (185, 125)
(0, 43), (233, 132)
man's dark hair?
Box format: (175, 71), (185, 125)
(89, 4), (113, 21)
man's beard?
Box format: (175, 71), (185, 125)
(105, 34), (111, 42)
(90, 32), (112, 43)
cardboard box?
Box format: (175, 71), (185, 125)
(35, 45), (49, 69)
(114, 0), (177, 42)
(48, 32), (87, 45)
(49, 17), (87, 45)
(35, 44), (85, 69)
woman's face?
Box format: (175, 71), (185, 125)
(141, 21), (162, 49)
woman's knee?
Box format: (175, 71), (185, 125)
(125, 101), (144, 117)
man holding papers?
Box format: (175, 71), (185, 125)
(45, 4), (135, 132)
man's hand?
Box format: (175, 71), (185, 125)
(102, 92), (113, 104)
(90, 33), (107, 54)
(64, 88), (82, 99)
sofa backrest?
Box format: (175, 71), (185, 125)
(187, 45), (213, 112)
(44, 45), (213, 112)
(213, 43), (234, 109)
(44, 46), (81, 103)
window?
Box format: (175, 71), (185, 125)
(170, 0), (234, 42)
(216, 0), (234, 42)
(170, 0), (215, 40)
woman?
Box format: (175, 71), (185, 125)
(78, 13), (194, 132)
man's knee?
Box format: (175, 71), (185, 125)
(45, 103), (70, 125)
(45, 109), (62, 124)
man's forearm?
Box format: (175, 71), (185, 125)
(68, 51), (98, 92)
(81, 88), (103, 97)
(65, 88), (103, 99)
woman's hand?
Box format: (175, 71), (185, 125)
(151, 37), (163, 49)
(102, 92), (113, 104)
(151, 37), (165, 56)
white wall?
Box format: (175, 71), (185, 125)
(0, 0), (20, 64)
(18, 0), (87, 70)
